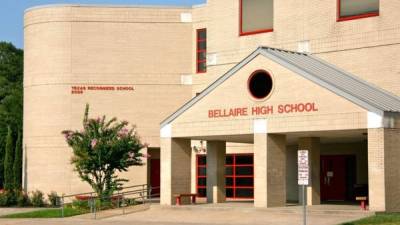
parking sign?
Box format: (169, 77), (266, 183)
(298, 150), (309, 186)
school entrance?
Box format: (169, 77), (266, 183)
(159, 47), (400, 211)
(321, 155), (357, 202)
(196, 154), (254, 200)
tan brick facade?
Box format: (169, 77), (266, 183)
(160, 138), (191, 205)
(24, 1), (400, 212)
(298, 137), (321, 206)
(206, 141), (226, 203)
(368, 128), (400, 212)
(254, 133), (286, 207)
(24, 5), (193, 195)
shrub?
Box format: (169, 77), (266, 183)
(47, 191), (59, 207)
(72, 198), (109, 211)
(0, 191), (17, 206)
(13, 132), (23, 190)
(61, 104), (145, 199)
(4, 127), (14, 191)
(72, 199), (90, 210)
(16, 191), (30, 207)
(30, 190), (45, 207)
(125, 198), (137, 206)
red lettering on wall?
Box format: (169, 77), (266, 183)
(251, 106), (273, 115)
(70, 85), (135, 95)
(278, 103), (318, 114)
(208, 107), (249, 118)
(209, 103), (318, 118)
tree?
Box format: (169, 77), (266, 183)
(62, 104), (146, 198)
(13, 132), (22, 190)
(4, 126), (14, 190)
(0, 42), (23, 188)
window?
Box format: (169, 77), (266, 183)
(225, 154), (254, 199)
(240, 0), (273, 36)
(196, 29), (207, 73)
(196, 154), (254, 199)
(196, 155), (207, 197)
(338, 0), (379, 21)
(248, 70), (273, 100)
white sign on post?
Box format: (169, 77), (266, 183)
(298, 150), (309, 186)
(298, 150), (309, 225)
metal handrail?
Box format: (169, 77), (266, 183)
(62, 184), (148, 198)
(60, 184), (158, 218)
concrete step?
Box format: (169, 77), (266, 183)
(153, 204), (374, 217)
(75, 203), (151, 219)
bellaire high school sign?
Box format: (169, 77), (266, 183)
(208, 102), (318, 118)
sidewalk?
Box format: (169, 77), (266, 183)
(0, 203), (373, 225)
(0, 208), (51, 217)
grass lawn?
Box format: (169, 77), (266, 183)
(0, 207), (87, 218)
(343, 213), (400, 225)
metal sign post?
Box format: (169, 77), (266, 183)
(298, 150), (309, 225)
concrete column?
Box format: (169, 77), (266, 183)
(254, 133), (286, 207)
(160, 138), (191, 205)
(206, 141), (226, 203)
(368, 128), (400, 212)
(298, 137), (320, 205)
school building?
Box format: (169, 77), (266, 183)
(24, 0), (400, 212)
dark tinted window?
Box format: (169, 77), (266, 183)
(248, 71), (273, 99)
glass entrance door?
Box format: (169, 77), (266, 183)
(196, 154), (254, 199)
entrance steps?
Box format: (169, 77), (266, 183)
(154, 203), (374, 217)
(76, 203), (151, 219)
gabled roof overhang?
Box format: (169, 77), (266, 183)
(161, 47), (400, 127)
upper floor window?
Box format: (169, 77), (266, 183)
(196, 28), (207, 73)
(338, 0), (379, 21)
(240, 0), (273, 36)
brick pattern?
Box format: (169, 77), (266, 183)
(298, 137), (321, 205)
(25, 6), (191, 25)
(368, 128), (387, 211)
(192, 0), (400, 96)
(254, 133), (286, 207)
(24, 6), (193, 194)
(160, 138), (192, 205)
(24, 1), (400, 208)
(172, 55), (367, 138)
(206, 141), (226, 203)
(383, 129), (400, 212)
(368, 128), (400, 212)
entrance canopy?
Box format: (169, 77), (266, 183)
(160, 47), (400, 212)
(161, 47), (400, 138)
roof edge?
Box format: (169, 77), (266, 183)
(308, 54), (400, 103)
(25, 3), (194, 14)
(161, 46), (400, 127)
(258, 49), (385, 115)
(160, 47), (264, 127)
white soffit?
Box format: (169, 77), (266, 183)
(207, 53), (218, 66)
(368, 111), (383, 128)
(160, 124), (172, 138)
(180, 13), (192, 22)
(253, 119), (268, 134)
(181, 75), (193, 85)
(297, 40), (311, 53)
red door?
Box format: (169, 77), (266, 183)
(320, 156), (346, 201)
(150, 159), (160, 197)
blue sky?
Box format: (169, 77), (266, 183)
(1, 0), (206, 49)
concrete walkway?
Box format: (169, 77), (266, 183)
(0, 204), (373, 225)
(0, 208), (51, 217)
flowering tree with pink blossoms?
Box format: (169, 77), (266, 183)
(62, 104), (147, 199)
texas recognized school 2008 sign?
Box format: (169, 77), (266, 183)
(298, 150), (309, 186)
